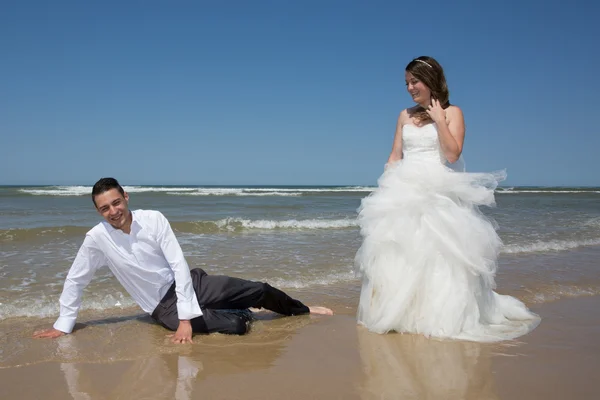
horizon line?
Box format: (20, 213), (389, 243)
(2, 183), (600, 188)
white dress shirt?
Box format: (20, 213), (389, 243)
(54, 209), (203, 333)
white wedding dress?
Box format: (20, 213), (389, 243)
(355, 123), (540, 342)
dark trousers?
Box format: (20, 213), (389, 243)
(151, 268), (310, 335)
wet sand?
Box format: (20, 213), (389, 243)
(1, 294), (599, 400)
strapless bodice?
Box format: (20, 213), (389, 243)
(402, 123), (443, 164)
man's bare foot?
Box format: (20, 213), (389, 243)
(309, 306), (334, 315)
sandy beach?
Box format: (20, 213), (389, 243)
(1, 290), (598, 400)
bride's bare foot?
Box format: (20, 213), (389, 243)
(309, 306), (334, 315)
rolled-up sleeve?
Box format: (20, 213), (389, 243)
(156, 212), (203, 320)
(54, 235), (106, 333)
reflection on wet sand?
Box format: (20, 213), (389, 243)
(0, 313), (311, 399)
(357, 327), (499, 400)
(56, 328), (201, 400)
(60, 354), (199, 400)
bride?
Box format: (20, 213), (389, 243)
(355, 56), (540, 342)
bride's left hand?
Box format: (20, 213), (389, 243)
(426, 98), (446, 124)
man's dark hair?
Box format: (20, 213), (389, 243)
(92, 177), (125, 207)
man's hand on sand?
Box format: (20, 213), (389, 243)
(168, 320), (193, 344)
(33, 328), (66, 339)
(309, 306), (334, 315)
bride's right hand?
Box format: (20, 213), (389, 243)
(385, 157), (401, 170)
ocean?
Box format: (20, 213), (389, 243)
(1, 184), (599, 327)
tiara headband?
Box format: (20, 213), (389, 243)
(414, 59), (433, 68)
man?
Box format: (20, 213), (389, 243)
(33, 178), (333, 344)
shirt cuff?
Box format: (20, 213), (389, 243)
(54, 316), (76, 334)
(176, 299), (203, 320)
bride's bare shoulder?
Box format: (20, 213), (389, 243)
(399, 107), (416, 124)
(446, 105), (464, 117)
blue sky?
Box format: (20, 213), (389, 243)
(1, 0), (598, 186)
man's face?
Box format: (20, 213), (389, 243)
(94, 188), (131, 230)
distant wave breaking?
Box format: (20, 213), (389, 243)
(18, 186), (375, 197)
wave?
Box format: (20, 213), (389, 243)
(0, 218), (359, 241)
(17, 185), (600, 197)
(166, 190), (302, 197)
(4, 221), (599, 253)
(0, 292), (138, 319)
(582, 217), (600, 228)
(0, 270), (357, 319)
(263, 271), (357, 290)
(525, 283), (600, 304)
(0, 226), (89, 242)
(19, 186), (202, 196)
(502, 238), (600, 254)
(173, 218), (359, 233)
(3, 276), (600, 320)
(18, 186), (376, 197)
(497, 188), (600, 194)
